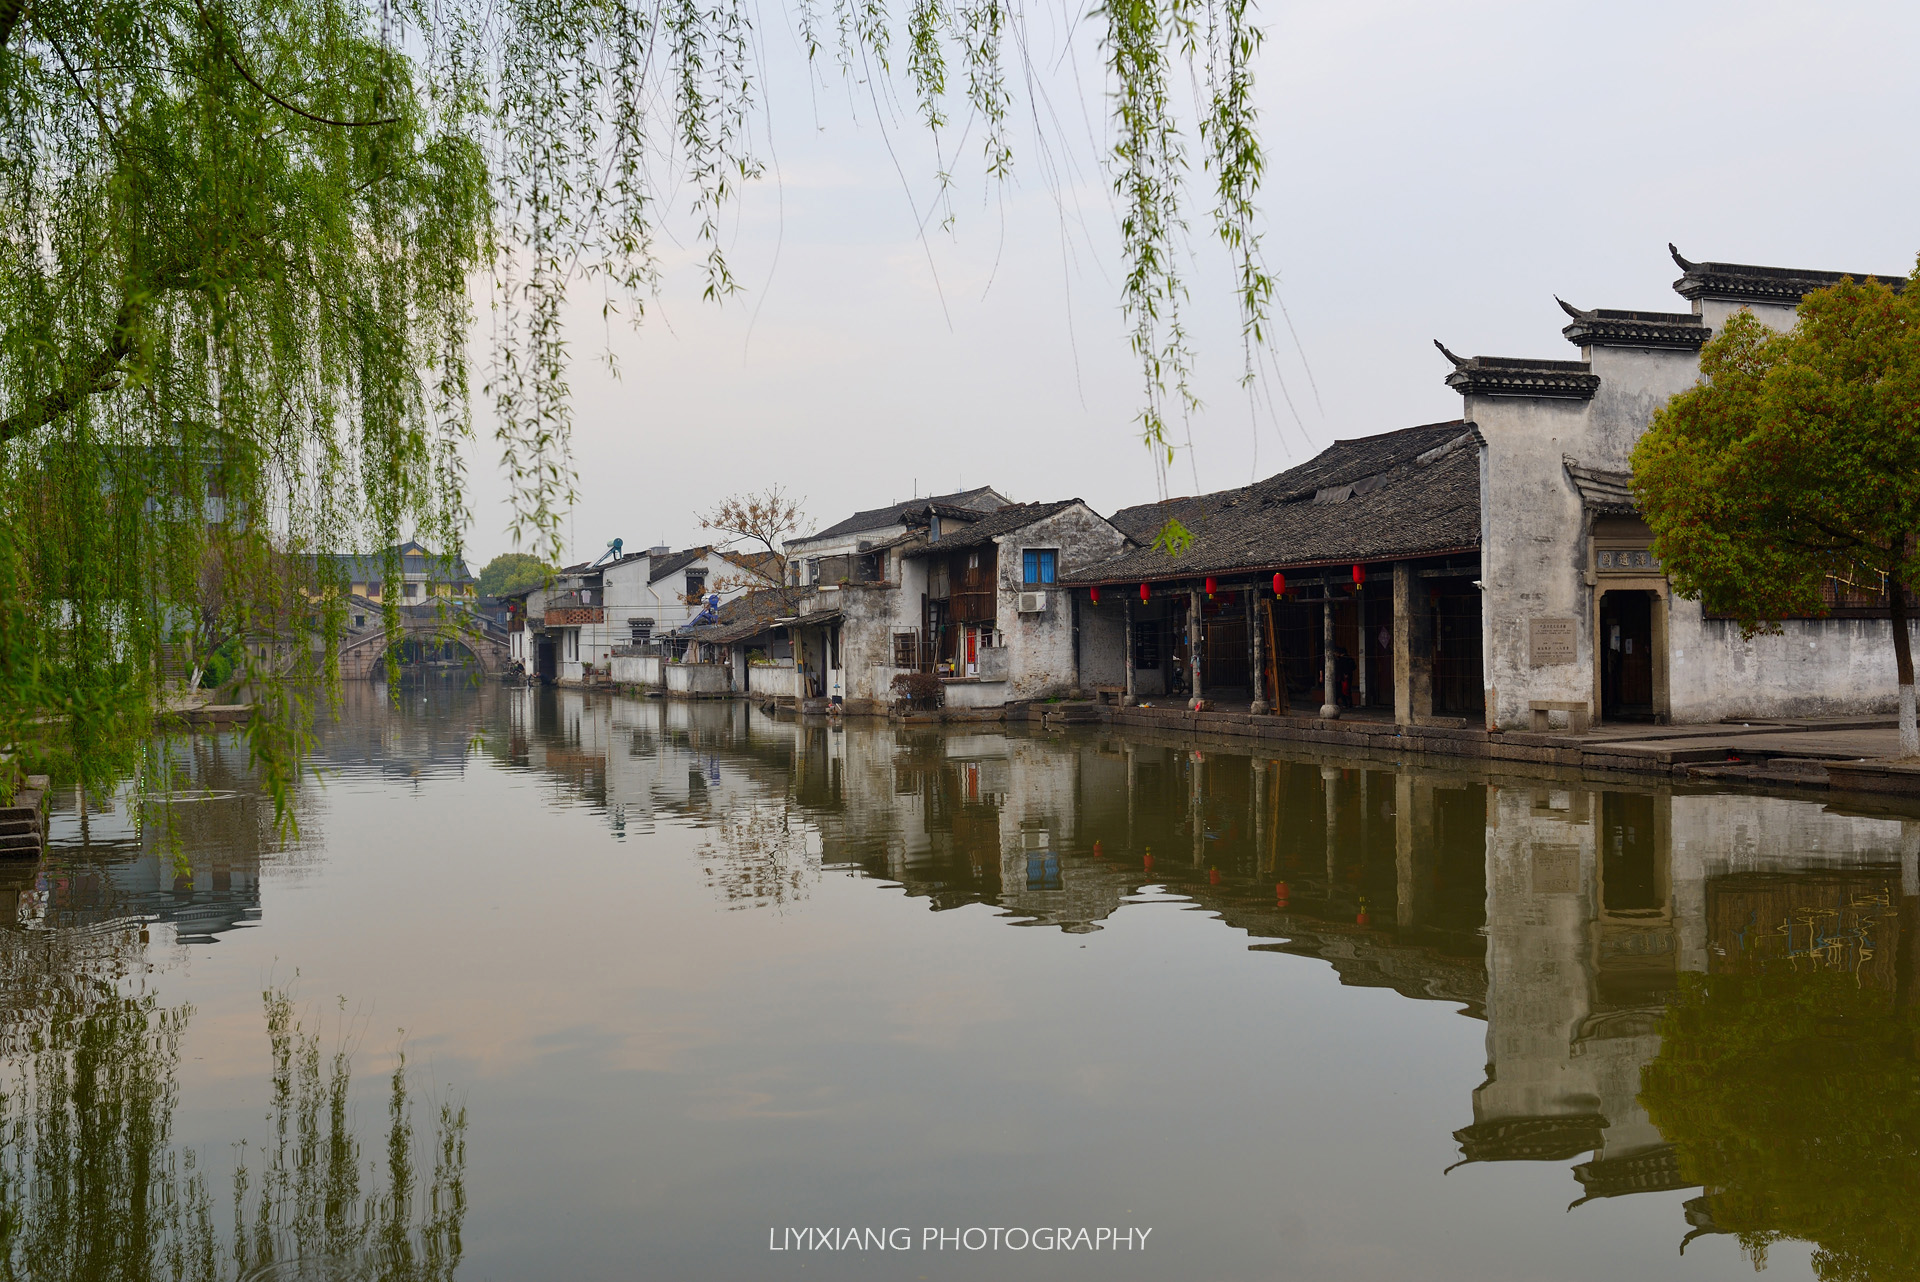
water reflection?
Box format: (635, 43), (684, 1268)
(4, 711), (468, 1282)
(14, 685), (1918, 1279)
(501, 687), (1920, 1271)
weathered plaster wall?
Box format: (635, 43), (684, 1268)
(1582, 346), (1702, 465)
(1668, 605), (1920, 721)
(830, 583), (911, 710)
(665, 662), (731, 695)
(1079, 598), (1128, 688)
(992, 505), (1130, 701)
(1472, 395), (1592, 729)
(609, 653), (662, 686)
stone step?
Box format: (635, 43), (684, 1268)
(0, 831), (42, 856)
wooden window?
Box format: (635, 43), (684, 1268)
(893, 630), (920, 668)
(1022, 548), (1057, 585)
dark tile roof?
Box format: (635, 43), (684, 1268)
(1109, 493), (1216, 544)
(1556, 298), (1709, 351)
(647, 547), (711, 584)
(1064, 420), (1481, 584)
(1563, 457), (1636, 515)
(1435, 343), (1599, 400)
(681, 590), (791, 643)
(1669, 242), (1906, 305)
(900, 500), (1082, 556)
(322, 540), (474, 584)
(804, 486), (1008, 542)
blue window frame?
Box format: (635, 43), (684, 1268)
(1022, 548), (1057, 586)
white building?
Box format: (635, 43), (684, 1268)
(1454, 244), (1913, 729)
(509, 543), (775, 684)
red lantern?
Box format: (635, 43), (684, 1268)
(1093, 840), (1104, 858)
(1208, 867), (1221, 885)
(1352, 564), (1366, 586)
(1272, 572), (1285, 596)
(1204, 576), (1217, 597)
(1139, 582), (1150, 603)
(1090, 586), (1101, 605)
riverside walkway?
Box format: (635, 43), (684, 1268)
(1089, 703), (1919, 798)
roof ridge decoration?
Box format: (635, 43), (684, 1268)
(1563, 455), (1636, 515)
(1436, 340), (1599, 401)
(1669, 242), (1906, 305)
(1557, 295), (1709, 351)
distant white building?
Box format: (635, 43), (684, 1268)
(508, 543), (775, 684)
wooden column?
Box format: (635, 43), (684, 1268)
(1251, 756), (1268, 869)
(1320, 594), (1339, 720)
(1123, 596), (1137, 706)
(1392, 561), (1433, 726)
(1191, 751), (1207, 866)
(1356, 587), (1368, 708)
(1322, 765), (1340, 886)
(1250, 589), (1269, 714)
(1189, 589), (1205, 711)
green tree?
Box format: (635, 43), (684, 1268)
(477, 552), (550, 599)
(0, 0), (1273, 805)
(1632, 267), (1920, 757)
(1641, 967), (1920, 1281)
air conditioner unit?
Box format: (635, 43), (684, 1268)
(1017, 591), (1047, 614)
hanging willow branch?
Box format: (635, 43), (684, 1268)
(0, 0), (1273, 806)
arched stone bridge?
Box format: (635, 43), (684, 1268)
(336, 607), (512, 679)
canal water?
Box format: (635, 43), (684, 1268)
(7, 684), (1917, 1281)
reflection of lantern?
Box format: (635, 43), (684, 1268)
(1352, 564), (1366, 586)
(1209, 867), (1221, 885)
(1090, 586), (1101, 605)
(1275, 881), (1289, 900)
(1272, 572), (1285, 596)
(1144, 852), (1154, 872)
(1093, 840), (1103, 858)
(1204, 576), (1217, 597)
(1140, 582), (1150, 603)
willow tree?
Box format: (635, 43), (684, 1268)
(0, 0), (1273, 801)
(1632, 268), (1920, 758)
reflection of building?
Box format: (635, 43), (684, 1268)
(496, 694), (1920, 1262)
(22, 732), (285, 944)
(1464, 783), (1919, 1218)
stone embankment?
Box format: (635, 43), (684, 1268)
(1093, 705), (1920, 796)
(1, 774), (51, 859)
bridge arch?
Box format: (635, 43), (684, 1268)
(336, 610), (511, 680)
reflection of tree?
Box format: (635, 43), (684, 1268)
(1640, 969), (1920, 1280)
(698, 804), (816, 910)
(0, 966), (467, 1282)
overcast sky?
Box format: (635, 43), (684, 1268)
(458, 0), (1920, 568)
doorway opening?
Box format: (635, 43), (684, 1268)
(1599, 590), (1657, 721)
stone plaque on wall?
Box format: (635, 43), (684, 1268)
(1531, 843), (1581, 895)
(1529, 617), (1578, 667)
